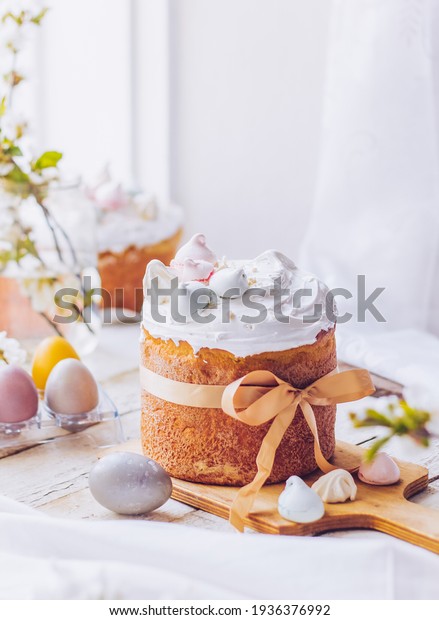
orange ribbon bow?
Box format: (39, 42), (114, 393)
(140, 366), (375, 531)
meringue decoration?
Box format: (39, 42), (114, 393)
(93, 181), (130, 211)
(143, 259), (174, 291)
(278, 475), (324, 523)
(358, 452), (400, 486)
(132, 192), (158, 220)
(143, 248), (333, 357)
(208, 267), (248, 299)
(173, 233), (217, 266)
(176, 281), (213, 320)
(170, 258), (214, 282)
(312, 469), (357, 503)
(85, 164), (111, 200)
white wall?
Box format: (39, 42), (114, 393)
(170, 0), (332, 257)
(30, 0), (332, 258)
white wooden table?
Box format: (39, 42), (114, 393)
(1, 326), (438, 541)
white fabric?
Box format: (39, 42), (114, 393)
(0, 495), (438, 599)
(300, 0), (439, 386)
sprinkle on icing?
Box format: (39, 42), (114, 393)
(142, 237), (336, 357)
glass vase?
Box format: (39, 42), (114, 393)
(0, 178), (102, 356)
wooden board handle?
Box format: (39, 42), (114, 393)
(368, 499), (439, 553)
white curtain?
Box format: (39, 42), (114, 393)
(301, 0), (439, 387)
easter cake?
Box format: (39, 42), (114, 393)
(88, 171), (183, 313)
(140, 234), (337, 486)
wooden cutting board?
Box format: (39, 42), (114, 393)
(150, 365), (407, 541)
(106, 440), (439, 553)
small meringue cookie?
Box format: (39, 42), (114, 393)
(94, 181), (130, 211)
(312, 469), (357, 503)
(358, 453), (400, 486)
(278, 476), (324, 523)
(132, 192), (158, 220)
(208, 267), (247, 299)
(175, 282), (213, 320)
(143, 259), (174, 291)
(174, 233), (217, 265)
(85, 164), (111, 200)
(170, 258), (214, 282)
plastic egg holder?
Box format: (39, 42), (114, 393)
(42, 384), (121, 431)
(0, 385), (123, 449)
(0, 339), (124, 451)
(0, 411), (41, 436)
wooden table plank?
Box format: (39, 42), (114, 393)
(0, 363), (438, 537)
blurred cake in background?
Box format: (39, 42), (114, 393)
(88, 170), (183, 314)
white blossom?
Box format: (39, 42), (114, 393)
(0, 163), (14, 176)
(0, 209), (21, 248)
(20, 272), (83, 316)
(0, 331), (26, 367)
(19, 276), (59, 313)
(0, 17), (25, 53)
(1, 111), (27, 141)
(1, 0), (45, 16)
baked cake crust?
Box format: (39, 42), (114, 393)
(140, 326), (337, 486)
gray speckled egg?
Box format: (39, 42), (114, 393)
(45, 359), (99, 415)
(89, 452), (172, 515)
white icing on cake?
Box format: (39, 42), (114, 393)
(86, 170), (183, 254)
(97, 205), (183, 254)
(142, 237), (336, 357)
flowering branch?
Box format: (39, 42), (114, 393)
(0, 2), (96, 337)
(0, 4), (66, 275)
(0, 331), (26, 366)
(350, 400), (433, 462)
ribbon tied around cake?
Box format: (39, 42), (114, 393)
(140, 366), (375, 531)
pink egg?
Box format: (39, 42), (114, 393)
(358, 452), (400, 486)
(173, 233), (217, 265)
(0, 365), (39, 424)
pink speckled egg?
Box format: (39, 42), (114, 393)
(358, 452), (400, 486)
(0, 365), (39, 424)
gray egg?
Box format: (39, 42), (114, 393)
(89, 452), (172, 515)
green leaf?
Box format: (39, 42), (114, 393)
(30, 7), (49, 25)
(4, 164), (29, 183)
(2, 12), (20, 25)
(33, 151), (63, 170)
(364, 435), (393, 463)
(363, 408), (394, 427)
(4, 145), (22, 157)
(349, 408), (393, 429)
(0, 96), (6, 117)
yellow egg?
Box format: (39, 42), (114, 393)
(31, 336), (80, 391)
